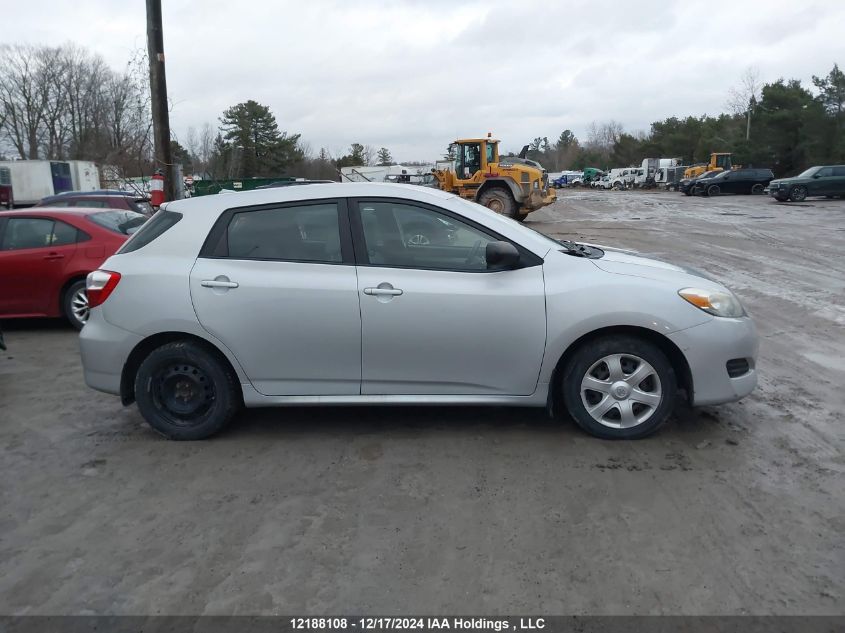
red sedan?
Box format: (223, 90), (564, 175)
(0, 207), (146, 329)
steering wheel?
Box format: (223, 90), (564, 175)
(465, 239), (484, 266)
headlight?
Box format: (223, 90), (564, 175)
(678, 287), (745, 317)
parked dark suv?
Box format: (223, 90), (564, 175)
(694, 168), (774, 196)
(678, 170), (721, 195)
(766, 165), (845, 202)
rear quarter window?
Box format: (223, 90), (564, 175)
(117, 210), (182, 254)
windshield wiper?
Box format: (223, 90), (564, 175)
(558, 239), (590, 257)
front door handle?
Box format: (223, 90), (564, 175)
(364, 283), (403, 297)
(201, 279), (239, 289)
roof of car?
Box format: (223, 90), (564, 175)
(0, 206), (120, 218)
(41, 190), (147, 202)
(163, 182), (457, 214)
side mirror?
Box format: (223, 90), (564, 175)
(486, 241), (520, 270)
(812, 173), (821, 178)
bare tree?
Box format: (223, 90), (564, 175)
(197, 122), (214, 175)
(585, 120), (624, 162)
(0, 44), (49, 158)
(185, 125), (198, 160)
(727, 66), (762, 140)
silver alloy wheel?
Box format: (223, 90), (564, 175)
(71, 287), (90, 324)
(580, 353), (663, 429)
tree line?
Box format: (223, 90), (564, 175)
(526, 65), (844, 177)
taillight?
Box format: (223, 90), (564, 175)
(86, 270), (121, 308)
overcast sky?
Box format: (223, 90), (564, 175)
(9, 0), (845, 161)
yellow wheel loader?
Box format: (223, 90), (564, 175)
(432, 134), (556, 221)
(683, 152), (734, 180)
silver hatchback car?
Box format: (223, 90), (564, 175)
(80, 183), (757, 440)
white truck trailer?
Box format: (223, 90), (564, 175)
(0, 159), (100, 206)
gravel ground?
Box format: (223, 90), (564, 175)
(1, 190), (843, 615)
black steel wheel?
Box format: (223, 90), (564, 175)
(135, 341), (240, 440)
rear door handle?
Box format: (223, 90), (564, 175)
(43, 252), (64, 261)
(364, 287), (403, 296)
(201, 279), (239, 289)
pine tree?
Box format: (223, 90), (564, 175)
(219, 100), (301, 177)
(376, 147), (393, 166)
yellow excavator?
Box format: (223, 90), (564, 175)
(432, 134), (556, 221)
(683, 153), (733, 179)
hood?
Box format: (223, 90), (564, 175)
(588, 245), (723, 288)
(769, 176), (804, 185)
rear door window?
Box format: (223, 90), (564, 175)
(51, 220), (80, 245)
(219, 203), (343, 263)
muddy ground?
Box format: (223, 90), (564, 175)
(0, 190), (842, 615)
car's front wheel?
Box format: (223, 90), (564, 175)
(134, 340), (240, 440)
(561, 335), (677, 439)
(789, 185), (807, 202)
(751, 184), (765, 194)
(706, 184), (720, 197)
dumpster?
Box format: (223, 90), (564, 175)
(192, 177), (297, 197)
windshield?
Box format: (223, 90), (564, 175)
(796, 167), (819, 178)
(88, 210), (147, 235)
(701, 171), (720, 179)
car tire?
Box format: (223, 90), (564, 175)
(789, 185), (807, 202)
(683, 189), (692, 196)
(561, 335), (677, 440)
(134, 340), (241, 440)
(751, 184), (764, 195)
(62, 279), (89, 330)
(706, 184), (720, 197)
(478, 187), (517, 218)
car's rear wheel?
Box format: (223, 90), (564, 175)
(63, 280), (89, 330)
(134, 341), (240, 440)
(751, 184), (764, 194)
(561, 335), (677, 439)
(706, 184), (720, 197)
(789, 185), (807, 202)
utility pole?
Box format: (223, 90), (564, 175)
(146, 0), (175, 202)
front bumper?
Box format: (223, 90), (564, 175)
(79, 308), (143, 396)
(668, 315), (758, 406)
(522, 187), (557, 212)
